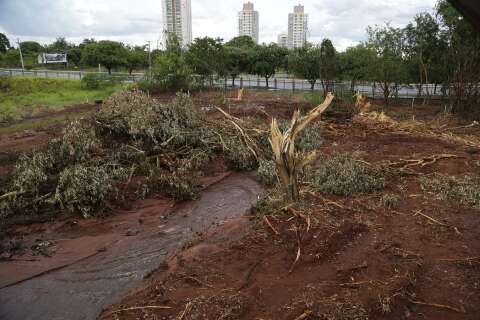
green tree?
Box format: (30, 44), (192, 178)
(153, 33), (192, 90)
(185, 37), (225, 85)
(288, 44), (321, 90)
(0, 33), (10, 53)
(367, 25), (407, 106)
(125, 46), (147, 74)
(250, 44), (284, 88)
(225, 36), (256, 50)
(404, 13), (441, 101)
(436, 0), (480, 115)
(67, 47), (82, 67)
(338, 44), (376, 91)
(319, 39), (337, 92)
(47, 37), (71, 52)
(1, 49), (23, 68)
(19, 41), (43, 54)
(81, 40), (127, 74)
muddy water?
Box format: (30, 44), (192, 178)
(0, 173), (262, 320)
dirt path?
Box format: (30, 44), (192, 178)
(0, 173), (262, 320)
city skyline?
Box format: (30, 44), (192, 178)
(0, 0), (437, 51)
(238, 2), (259, 44)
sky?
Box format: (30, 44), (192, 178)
(0, 0), (437, 51)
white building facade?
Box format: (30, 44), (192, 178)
(161, 0), (192, 46)
(277, 33), (288, 48)
(288, 5), (308, 49)
(238, 2), (259, 44)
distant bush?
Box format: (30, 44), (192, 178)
(81, 74), (119, 90)
(311, 153), (385, 196)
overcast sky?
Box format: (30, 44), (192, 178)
(0, 0), (437, 51)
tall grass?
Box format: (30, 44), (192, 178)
(0, 77), (125, 122)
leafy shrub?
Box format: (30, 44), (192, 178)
(311, 153), (385, 196)
(257, 159), (277, 186)
(81, 74), (118, 90)
(81, 74), (101, 90)
(419, 175), (480, 208)
(55, 165), (126, 218)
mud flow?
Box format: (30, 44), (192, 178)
(0, 173), (262, 320)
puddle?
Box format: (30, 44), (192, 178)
(0, 173), (262, 320)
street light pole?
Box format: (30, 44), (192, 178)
(17, 38), (25, 70)
(147, 41), (152, 80)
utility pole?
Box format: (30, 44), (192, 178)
(147, 41), (152, 80)
(17, 38), (25, 70)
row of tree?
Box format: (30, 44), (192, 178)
(0, 36), (148, 74)
(0, 0), (478, 114)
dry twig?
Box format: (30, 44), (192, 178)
(408, 299), (465, 313)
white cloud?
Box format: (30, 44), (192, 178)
(0, 0), (437, 51)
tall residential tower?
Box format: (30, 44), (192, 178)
(238, 2), (259, 44)
(161, 0), (192, 46)
(288, 5), (308, 49)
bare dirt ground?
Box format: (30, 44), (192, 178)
(101, 91), (480, 320)
(1, 90), (480, 320)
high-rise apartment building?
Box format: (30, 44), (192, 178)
(277, 33), (288, 48)
(161, 0), (192, 46)
(288, 5), (308, 49)
(238, 2), (259, 44)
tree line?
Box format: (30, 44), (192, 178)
(0, 0), (478, 114)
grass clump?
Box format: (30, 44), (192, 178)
(381, 194), (399, 209)
(419, 175), (480, 208)
(311, 153), (385, 196)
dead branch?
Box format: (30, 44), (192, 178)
(107, 305), (172, 315)
(289, 227), (302, 274)
(440, 256), (480, 262)
(413, 210), (461, 235)
(408, 299), (465, 313)
(0, 191), (20, 200)
(293, 310), (313, 320)
(177, 301), (193, 320)
(263, 216), (279, 235)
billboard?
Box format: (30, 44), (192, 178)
(38, 53), (68, 64)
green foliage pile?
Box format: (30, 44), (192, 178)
(311, 153), (385, 196)
(419, 175), (480, 208)
(55, 165), (126, 218)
